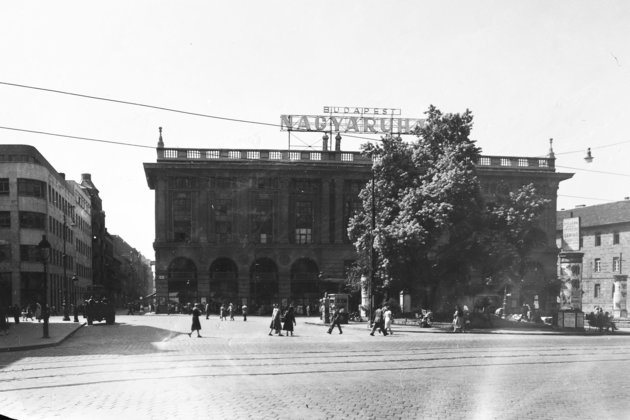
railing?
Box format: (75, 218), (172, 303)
(157, 148), (554, 169)
(475, 155), (555, 170)
(158, 147), (372, 164)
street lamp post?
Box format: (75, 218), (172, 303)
(369, 157), (377, 324)
(62, 215), (70, 321)
(186, 279), (190, 310)
(502, 286), (511, 319)
(38, 235), (51, 339)
(72, 274), (79, 322)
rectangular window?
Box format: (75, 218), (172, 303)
(17, 178), (46, 198)
(214, 199), (231, 217)
(579, 236), (583, 249)
(594, 284), (601, 298)
(0, 178), (9, 195)
(293, 179), (320, 194)
(613, 257), (620, 272)
(0, 244), (11, 262)
(294, 200), (313, 244)
(172, 193), (191, 242)
(613, 232), (620, 245)
(295, 201), (312, 228)
(594, 258), (601, 272)
(19, 211), (46, 229)
(595, 232), (601, 247)
(215, 177), (235, 189)
(20, 245), (41, 262)
(253, 199), (273, 244)
(216, 221), (232, 243)
(173, 221), (190, 242)
(0, 211), (10, 228)
(295, 228), (312, 244)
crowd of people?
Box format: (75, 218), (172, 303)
(586, 306), (618, 332)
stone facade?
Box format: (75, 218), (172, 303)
(144, 138), (572, 314)
(557, 200), (630, 316)
(0, 145), (93, 309)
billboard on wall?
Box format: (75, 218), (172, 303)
(562, 217), (580, 251)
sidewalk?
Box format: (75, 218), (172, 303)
(306, 318), (630, 336)
(0, 316), (85, 352)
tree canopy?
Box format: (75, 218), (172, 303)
(347, 106), (551, 309)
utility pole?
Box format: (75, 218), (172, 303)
(369, 161), (376, 323)
(62, 214), (70, 321)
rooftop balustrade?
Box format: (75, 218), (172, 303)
(156, 147), (555, 170)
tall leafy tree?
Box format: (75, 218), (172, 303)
(347, 106), (551, 309)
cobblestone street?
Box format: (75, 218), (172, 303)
(1, 314), (630, 419)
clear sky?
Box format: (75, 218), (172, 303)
(2, 1), (629, 259)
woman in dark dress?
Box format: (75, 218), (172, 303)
(188, 303), (202, 337)
(282, 306), (296, 336)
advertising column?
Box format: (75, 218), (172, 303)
(557, 251), (584, 329)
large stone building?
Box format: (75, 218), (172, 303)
(556, 199), (630, 315)
(111, 235), (154, 305)
(144, 134), (571, 314)
(0, 145), (93, 310)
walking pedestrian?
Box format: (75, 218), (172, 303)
(12, 305), (20, 324)
(229, 303), (234, 321)
(383, 305), (393, 335)
(242, 304), (248, 321)
(306, 304), (311, 317)
(327, 305), (343, 334)
(188, 303), (202, 338)
(219, 304), (226, 321)
(282, 306), (297, 336)
(370, 305), (387, 336)
(453, 305), (464, 332)
(269, 303), (283, 336)
(35, 302), (42, 322)
(205, 302), (210, 320)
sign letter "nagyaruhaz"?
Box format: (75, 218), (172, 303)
(280, 115), (425, 135)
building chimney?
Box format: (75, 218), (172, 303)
(322, 133), (329, 151)
(335, 133), (342, 151)
(59, 173), (65, 180)
(81, 173), (91, 182)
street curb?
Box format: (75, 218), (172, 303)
(0, 322), (86, 352)
(304, 320), (630, 336)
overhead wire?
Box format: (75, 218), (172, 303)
(0, 81), (385, 144)
(2, 80), (630, 187)
(0, 126), (154, 149)
(5, 81), (630, 156)
(556, 165), (630, 178)
(558, 194), (617, 202)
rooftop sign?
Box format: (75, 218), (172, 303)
(280, 107), (424, 135)
(323, 106), (401, 116)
